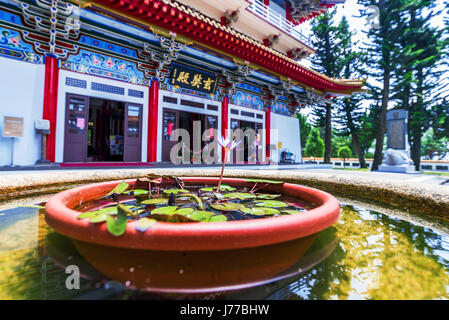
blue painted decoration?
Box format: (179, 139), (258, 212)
(231, 91), (264, 111)
(61, 49), (146, 85)
(272, 101), (291, 116)
(79, 35), (138, 59)
(0, 26), (42, 63)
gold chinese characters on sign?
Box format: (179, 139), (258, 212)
(171, 63), (217, 94)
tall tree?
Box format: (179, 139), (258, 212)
(358, 0), (404, 171)
(391, 0), (444, 170)
(310, 9), (340, 164)
(296, 112), (312, 151)
(334, 16), (368, 168)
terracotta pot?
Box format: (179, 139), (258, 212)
(45, 177), (340, 251)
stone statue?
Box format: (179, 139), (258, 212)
(382, 149), (414, 166)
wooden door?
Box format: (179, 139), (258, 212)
(124, 103), (142, 162)
(64, 94), (89, 162)
(162, 108), (178, 162)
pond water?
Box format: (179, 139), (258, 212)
(1, 197), (449, 300)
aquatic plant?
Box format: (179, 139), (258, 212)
(216, 135), (241, 192)
(76, 176), (310, 237)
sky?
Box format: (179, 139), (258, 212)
(295, 0), (448, 121)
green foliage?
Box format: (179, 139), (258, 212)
(305, 128), (325, 159)
(106, 205), (129, 237)
(106, 181), (129, 196)
(254, 200), (288, 208)
(421, 128), (449, 159)
(296, 113), (312, 149)
(337, 146), (352, 159)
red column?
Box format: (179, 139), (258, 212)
(147, 80), (159, 162)
(263, 0), (270, 5)
(265, 106), (271, 160)
(42, 56), (59, 162)
(221, 96), (229, 162)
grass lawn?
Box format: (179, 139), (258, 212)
(421, 171), (449, 177)
(333, 167), (370, 172)
(333, 168), (449, 176)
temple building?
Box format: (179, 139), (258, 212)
(0, 0), (363, 166)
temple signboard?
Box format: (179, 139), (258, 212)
(171, 63), (217, 94)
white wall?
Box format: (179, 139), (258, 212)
(270, 112), (302, 163)
(0, 57), (45, 166)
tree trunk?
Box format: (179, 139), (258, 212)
(409, 66), (424, 171)
(371, 62), (390, 170)
(410, 132), (421, 171)
(324, 103), (332, 163)
(345, 100), (366, 168)
(371, 69), (390, 171)
(371, 0), (390, 171)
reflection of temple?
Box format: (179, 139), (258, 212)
(0, 0), (363, 166)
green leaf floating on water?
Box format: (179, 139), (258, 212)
(223, 192), (257, 200)
(254, 200), (288, 208)
(257, 193), (281, 199)
(282, 209), (307, 214)
(126, 189), (149, 196)
(163, 189), (189, 195)
(245, 178), (284, 184)
(150, 206), (178, 215)
(149, 206), (197, 222)
(240, 207), (280, 216)
(211, 202), (245, 211)
(189, 211), (227, 222)
(200, 184), (236, 192)
(174, 208), (195, 216)
(106, 205), (128, 236)
(106, 181), (129, 197)
(141, 198), (168, 205)
(136, 217), (157, 232)
(78, 205), (138, 223)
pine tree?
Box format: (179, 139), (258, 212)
(391, 0), (445, 170)
(305, 128), (325, 161)
(358, 0), (405, 171)
(310, 9), (340, 164)
(334, 16), (368, 168)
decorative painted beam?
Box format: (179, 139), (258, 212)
(88, 0), (363, 94)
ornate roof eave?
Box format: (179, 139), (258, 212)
(78, 0), (363, 94)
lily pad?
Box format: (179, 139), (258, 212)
(106, 181), (129, 197)
(141, 198), (168, 205)
(254, 200), (288, 208)
(106, 205), (128, 236)
(257, 193), (281, 199)
(245, 178), (284, 184)
(240, 207), (280, 216)
(189, 211), (227, 222)
(282, 209), (307, 215)
(163, 189), (189, 195)
(174, 208), (195, 216)
(211, 202), (245, 211)
(200, 184), (236, 192)
(126, 189), (149, 196)
(136, 218), (157, 232)
(78, 205), (136, 221)
(150, 206), (178, 215)
(223, 192), (257, 200)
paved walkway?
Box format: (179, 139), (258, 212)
(0, 163), (447, 186)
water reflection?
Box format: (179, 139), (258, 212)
(0, 203), (449, 300)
